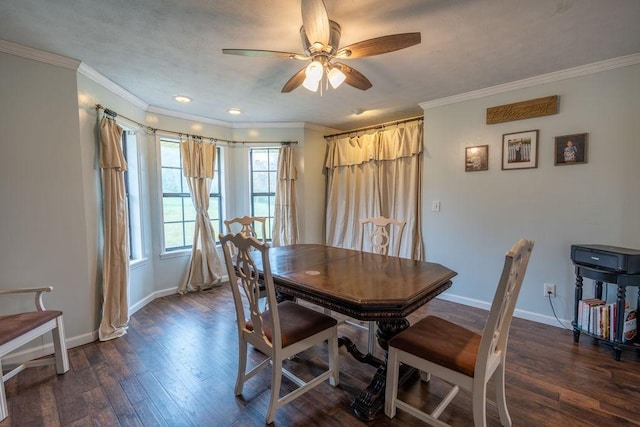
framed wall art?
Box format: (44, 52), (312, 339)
(554, 133), (588, 165)
(502, 130), (538, 170)
(465, 145), (489, 172)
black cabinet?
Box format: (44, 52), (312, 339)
(572, 264), (640, 360)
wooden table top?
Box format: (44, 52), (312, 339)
(255, 244), (457, 321)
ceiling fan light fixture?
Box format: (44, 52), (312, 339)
(305, 61), (324, 81)
(302, 75), (321, 92)
(328, 66), (346, 89)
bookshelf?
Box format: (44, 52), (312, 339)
(572, 264), (640, 361)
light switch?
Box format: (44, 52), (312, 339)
(432, 201), (440, 212)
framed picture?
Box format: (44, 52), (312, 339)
(465, 145), (489, 172)
(554, 133), (588, 165)
(502, 130), (538, 170)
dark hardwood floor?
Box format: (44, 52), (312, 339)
(3, 284), (640, 426)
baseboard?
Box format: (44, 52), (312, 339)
(437, 292), (572, 329)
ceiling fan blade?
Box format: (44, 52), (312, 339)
(281, 67), (308, 93)
(301, 0), (330, 46)
(222, 49), (307, 60)
(336, 33), (421, 59)
(334, 62), (372, 91)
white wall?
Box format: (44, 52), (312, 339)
(0, 52), (95, 346)
(422, 64), (640, 326)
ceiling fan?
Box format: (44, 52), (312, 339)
(222, 0), (421, 93)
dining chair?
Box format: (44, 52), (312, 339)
(384, 238), (534, 427)
(329, 216), (406, 354)
(219, 232), (340, 425)
(0, 286), (70, 421)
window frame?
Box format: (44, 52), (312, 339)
(159, 138), (222, 253)
(249, 147), (279, 242)
(121, 129), (145, 264)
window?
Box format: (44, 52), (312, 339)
(122, 130), (143, 261)
(160, 139), (222, 252)
(249, 147), (278, 241)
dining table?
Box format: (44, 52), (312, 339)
(252, 243), (457, 421)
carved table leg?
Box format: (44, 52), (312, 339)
(351, 318), (411, 421)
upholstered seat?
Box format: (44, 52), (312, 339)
(389, 315), (481, 377)
(220, 232), (339, 424)
(247, 300), (337, 348)
(385, 238), (534, 427)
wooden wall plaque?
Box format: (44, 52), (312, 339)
(486, 95), (558, 124)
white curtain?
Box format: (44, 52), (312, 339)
(178, 137), (223, 293)
(272, 145), (299, 246)
(98, 117), (129, 341)
(325, 120), (424, 260)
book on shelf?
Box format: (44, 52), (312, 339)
(578, 298), (604, 332)
(623, 308), (637, 343)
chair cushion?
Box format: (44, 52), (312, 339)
(389, 315), (481, 377)
(0, 311), (62, 347)
(247, 301), (337, 348)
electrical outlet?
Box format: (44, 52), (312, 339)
(543, 283), (556, 298)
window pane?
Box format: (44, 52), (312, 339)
(269, 150), (279, 170)
(269, 171), (277, 193)
(253, 196), (271, 217)
(253, 172), (270, 193)
(252, 150), (269, 171)
(268, 195), (276, 217)
(161, 140), (181, 168)
(162, 168), (182, 193)
(208, 196), (220, 219)
(254, 222), (265, 241)
(183, 198), (196, 221)
(163, 197), (183, 222)
(184, 221), (195, 244)
(181, 175), (190, 194)
(265, 218), (272, 238)
(164, 223), (184, 250)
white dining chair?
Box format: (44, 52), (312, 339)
(384, 238), (534, 426)
(219, 232), (340, 424)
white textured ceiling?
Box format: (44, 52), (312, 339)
(2, 0), (640, 130)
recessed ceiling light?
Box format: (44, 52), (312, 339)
(174, 95), (192, 103)
(227, 108), (242, 115)
(353, 108), (366, 115)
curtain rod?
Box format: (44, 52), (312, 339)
(324, 115), (424, 139)
(95, 104), (297, 146)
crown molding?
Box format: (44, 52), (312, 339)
(420, 53), (640, 110)
(0, 39), (80, 70)
(146, 105), (232, 127)
(147, 105), (311, 130)
(78, 63), (149, 110)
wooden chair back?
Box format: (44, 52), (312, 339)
(224, 216), (267, 255)
(359, 216), (406, 257)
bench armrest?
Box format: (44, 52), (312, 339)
(0, 286), (53, 311)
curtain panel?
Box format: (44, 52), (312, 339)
(178, 137), (223, 294)
(272, 146), (299, 246)
(98, 117), (130, 341)
(325, 121), (424, 260)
